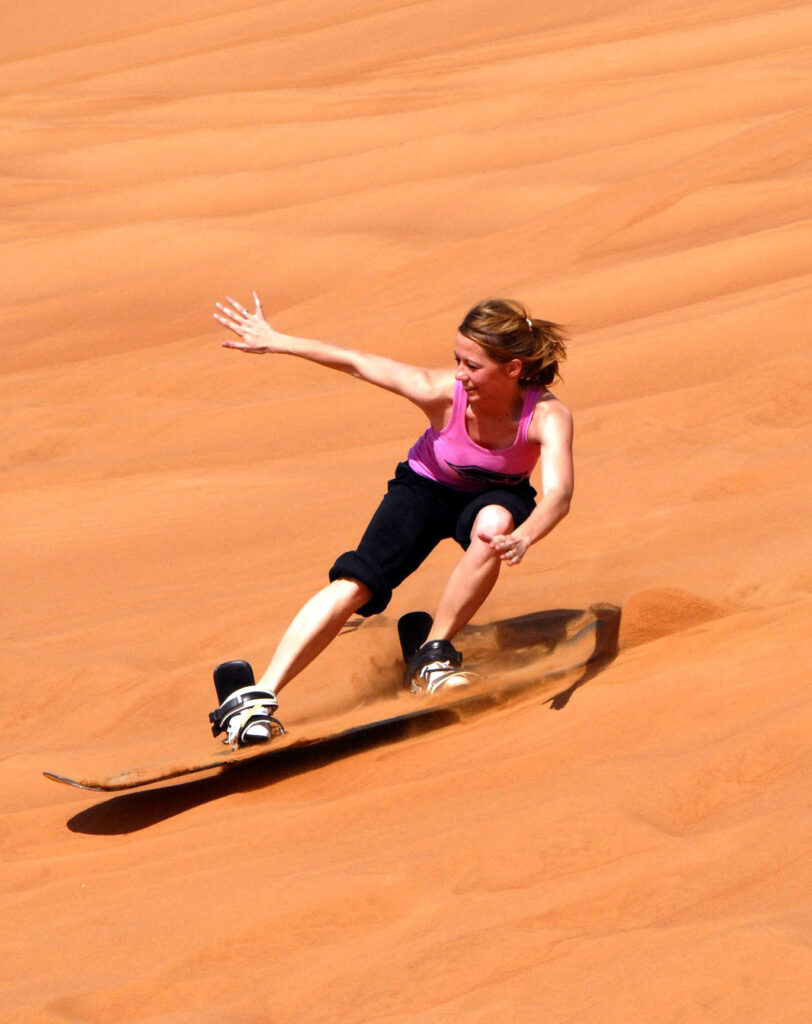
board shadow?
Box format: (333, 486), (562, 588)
(65, 602), (620, 836)
(66, 709), (460, 835)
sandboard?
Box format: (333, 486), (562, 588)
(44, 606), (617, 793)
(44, 697), (467, 792)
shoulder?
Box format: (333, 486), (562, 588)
(527, 390), (573, 446)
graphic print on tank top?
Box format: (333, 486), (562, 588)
(443, 463), (530, 486)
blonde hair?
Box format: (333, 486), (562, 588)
(458, 297), (568, 386)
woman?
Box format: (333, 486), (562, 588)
(210, 294), (574, 746)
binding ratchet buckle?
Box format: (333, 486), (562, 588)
(209, 685), (285, 749)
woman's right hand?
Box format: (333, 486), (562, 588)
(214, 292), (282, 353)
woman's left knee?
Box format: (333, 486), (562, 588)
(472, 504), (515, 540)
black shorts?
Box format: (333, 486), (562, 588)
(329, 461), (537, 616)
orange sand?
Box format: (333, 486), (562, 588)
(2, 1), (810, 1021)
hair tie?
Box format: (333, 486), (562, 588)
(526, 317), (533, 329)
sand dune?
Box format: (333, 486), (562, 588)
(2, 1), (810, 1021)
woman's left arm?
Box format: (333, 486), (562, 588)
(484, 401), (574, 566)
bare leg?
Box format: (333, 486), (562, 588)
(258, 578), (372, 694)
(428, 505), (513, 643)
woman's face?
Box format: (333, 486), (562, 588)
(453, 332), (521, 400)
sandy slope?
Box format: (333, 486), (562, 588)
(1, 1), (810, 1021)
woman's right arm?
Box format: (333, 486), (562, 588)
(215, 292), (452, 414)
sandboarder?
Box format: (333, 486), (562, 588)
(210, 294), (574, 746)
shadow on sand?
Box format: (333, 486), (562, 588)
(66, 603), (620, 836)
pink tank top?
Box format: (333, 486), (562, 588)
(408, 380), (542, 492)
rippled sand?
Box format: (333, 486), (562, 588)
(2, 2), (810, 1021)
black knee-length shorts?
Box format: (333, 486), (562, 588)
(329, 461), (537, 616)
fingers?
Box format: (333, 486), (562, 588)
(213, 303), (245, 333)
(479, 530), (508, 550)
(480, 531), (527, 566)
(221, 340), (262, 353)
(214, 291), (276, 357)
(226, 295), (250, 317)
(214, 294), (254, 329)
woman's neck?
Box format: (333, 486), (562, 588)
(465, 380), (524, 420)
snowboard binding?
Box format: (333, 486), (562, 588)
(408, 639), (480, 694)
(209, 660), (285, 749)
(397, 612), (480, 694)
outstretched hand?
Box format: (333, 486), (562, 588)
(214, 292), (279, 353)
